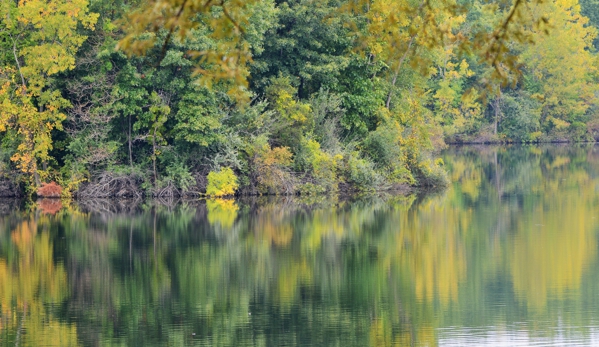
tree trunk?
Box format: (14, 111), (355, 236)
(386, 35), (415, 109)
(11, 35), (26, 91)
(33, 171), (41, 188)
(493, 90), (502, 135)
(128, 115), (133, 167)
(152, 126), (157, 184)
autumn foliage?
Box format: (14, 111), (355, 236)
(1, 0), (599, 197)
(37, 182), (63, 198)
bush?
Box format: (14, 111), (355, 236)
(297, 139), (341, 192)
(499, 93), (541, 141)
(362, 122), (414, 185)
(254, 144), (296, 194)
(165, 162), (196, 192)
(37, 182), (63, 198)
(415, 158), (450, 187)
(206, 167), (239, 197)
(363, 122), (404, 168)
(310, 90), (344, 154)
(343, 152), (382, 190)
(297, 182), (327, 195)
(569, 121), (591, 142)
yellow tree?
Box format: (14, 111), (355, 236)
(520, 0), (598, 136)
(0, 0), (97, 186)
(430, 14), (483, 135)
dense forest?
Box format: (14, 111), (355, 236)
(1, 0), (598, 197)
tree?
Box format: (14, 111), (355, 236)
(119, 0), (264, 100)
(520, 0), (598, 139)
(120, 0), (551, 98)
(250, 0), (352, 98)
(0, 0), (97, 186)
(134, 92), (170, 183)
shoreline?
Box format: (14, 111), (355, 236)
(445, 139), (598, 145)
(0, 187), (437, 216)
(0, 182), (419, 200)
(3, 141), (595, 199)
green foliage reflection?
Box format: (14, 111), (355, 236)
(2, 145), (599, 345)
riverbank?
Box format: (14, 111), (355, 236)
(0, 171), (420, 199)
(445, 128), (599, 145)
(0, 186), (433, 217)
(4, 141), (597, 199)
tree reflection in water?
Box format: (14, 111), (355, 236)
(1, 145), (599, 346)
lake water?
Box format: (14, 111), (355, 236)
(2, 144), (599, 346)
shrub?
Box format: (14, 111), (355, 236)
(569, 121), (591, 142)
(500, 93), (541, 141)
(165, 162), (196, 192)
(297, 182), (327, 195)
(37, 182), (63, 198)
(343, 152), (382, 190)
(310, 90), (344, 154)
(206, 167), (238, 197)
(363, 122), (403, 168)
(298, 139), (341, 192)
(266, 77), (312, 149)
(415, 158), (450, 187)
(254, 144), (296, 194)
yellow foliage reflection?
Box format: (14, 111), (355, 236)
(444, 146), (599, 312)
(0, 219), (78, 346)
(253, 202), (295, 247)
(510, 187), (598, 309)
(206, 198), (239, 229)
(395, 198), (468, 306)
(274, 259), (313, 312)
(369, 316), (437, 347)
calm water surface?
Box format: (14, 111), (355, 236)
(2, 145), (599, 346)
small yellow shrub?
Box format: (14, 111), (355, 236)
(206, 167), (238, 197)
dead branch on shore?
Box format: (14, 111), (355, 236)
(77, 172), (144, 198)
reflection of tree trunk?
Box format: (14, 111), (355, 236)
(494, 149), (502, 201)
(14, 303), (27, 347)
(493, 148), (507, 241)
(153, 208), (157, 258)
(389, 265), (417, 345)
(129, 221), (133, 273)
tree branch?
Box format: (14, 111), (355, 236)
(10, 34), (26, 91)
